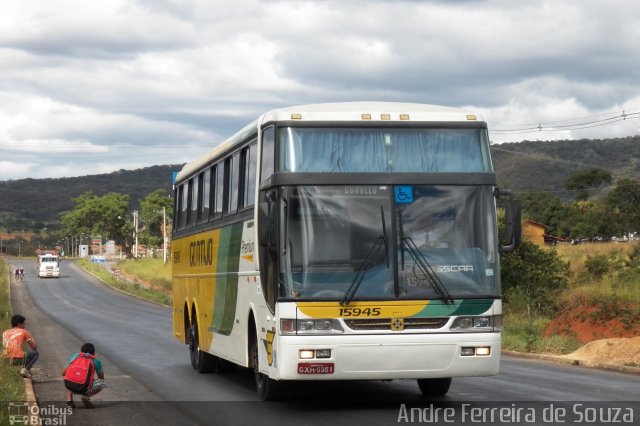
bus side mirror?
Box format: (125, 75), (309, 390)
(501, 201), (522, 252)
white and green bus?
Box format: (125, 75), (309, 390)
(171, 102), (520, 400)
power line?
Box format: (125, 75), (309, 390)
(492, 107), (640, 127)
(490, 109), (640, 135)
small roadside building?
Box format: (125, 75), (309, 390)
(524, 219), (546, 246)
(523, 219), (566, 247)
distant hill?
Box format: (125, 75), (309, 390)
(491, 135), (640, 198)
(1, 134), (640, 231)
(0, 165), (183, 231)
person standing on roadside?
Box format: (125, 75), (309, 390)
(2, 314), (39, 377)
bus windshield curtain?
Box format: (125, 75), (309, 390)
(280, 128), (488, 173)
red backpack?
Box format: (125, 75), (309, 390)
(63, 353), (95, 394)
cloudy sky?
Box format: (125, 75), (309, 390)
(1, 0), (639, 180)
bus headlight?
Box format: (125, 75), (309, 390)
(280, 319), (344, 335)
(450, 315), (501, 332)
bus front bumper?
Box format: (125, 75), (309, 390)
(276, 332), (500, 381)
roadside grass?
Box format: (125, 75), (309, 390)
(502, 241), (640, 354)
(117, 258), (172, 291)
(555, 242), (640, 320)
(77, 259), (172, 306)
(0, 259), (27, 415)
(502, 311), (582, 354)
(555, 241), (630, 279)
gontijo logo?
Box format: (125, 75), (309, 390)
(189, 238), (213, 267)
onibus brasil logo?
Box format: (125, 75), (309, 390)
(6, 402), (72, 425)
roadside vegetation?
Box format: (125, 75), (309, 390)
(77, 259), (171, 306)
(117, 258), (171, 292)
(0, 259), (26, 414)
(501, 241), (640, 354)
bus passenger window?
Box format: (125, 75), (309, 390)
(201, 169), (210, 221)
(180, 183), (188, 228)
(226, 153), (239, 213)
(244, 144), (257, 208)
(214, 163), (224, 218)
(261, 126), (274, 181)
(174, 187), (181, 229)
(189, 176), (198, 226)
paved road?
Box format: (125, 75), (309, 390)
(7, 259), (640, 425)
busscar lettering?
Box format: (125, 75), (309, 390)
(435, 265), (474, 273)
(189, 238), (214, 267)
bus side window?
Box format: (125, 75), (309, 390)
(243, 143), (257, 208)
(180, 183), (188, 228)
(200, 168), (210, 221)
(226, 153), (239, 214)
(261, 126), (275, 182)
(174, 186), (180, 230)
(214, 162), (224, 218)
(189, 176), (198, 226)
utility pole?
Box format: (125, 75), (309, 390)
(133, 210), (139, 258)
(163, 206), (167, 264)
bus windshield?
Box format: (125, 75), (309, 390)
(278, 127), (492, 173)
(278, 185), (499, 301)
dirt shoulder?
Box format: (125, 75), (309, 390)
(565, 337), (640, 368)
(505, 337), (640, 375)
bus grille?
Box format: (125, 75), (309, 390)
(344, 317), (449, 331)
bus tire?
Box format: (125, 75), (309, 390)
(189, 317), (217, 373)
(250, 336), (281, 401)
(417, 377), (452, 396)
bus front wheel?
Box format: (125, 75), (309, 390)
(250, 337), (281, 401)
(417, 377), (452, 396)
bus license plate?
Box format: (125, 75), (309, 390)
(297, 363), (334, 375)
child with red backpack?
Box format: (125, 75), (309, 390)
(62, 343), (106, 408)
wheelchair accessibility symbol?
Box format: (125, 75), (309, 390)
(394, 186), (414, 203)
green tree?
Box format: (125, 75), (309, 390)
(62, 191), (130, 244)
(564, 200), (613, 240)
(605, 178), (640, 234)
(139, 189), (173, 248)
(501, 242), (569, 316)
(516, 191), (568, 236)
(565, 168), (612, 201)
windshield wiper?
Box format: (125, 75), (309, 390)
(341, 207), (388, 306)
(402, 236), (454, 304)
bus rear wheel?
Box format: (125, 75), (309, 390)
(417, 377), (452, 396)
(188, 318), (218, 373)
(250, 336), (281, 401)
